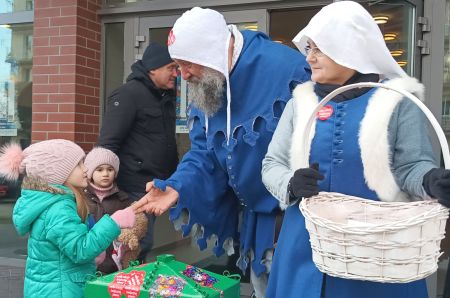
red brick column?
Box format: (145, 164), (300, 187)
(32, 0), (102, 151)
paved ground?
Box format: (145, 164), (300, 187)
(0, 264), (24, 298)
(0, 199), (26, 298)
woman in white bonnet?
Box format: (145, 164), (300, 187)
(262, 1), (450, 297)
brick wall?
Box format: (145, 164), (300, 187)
(32, 0), (102, 151)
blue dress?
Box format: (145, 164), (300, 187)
(266, 89), (428, 297)
(154, 30), (311, 276)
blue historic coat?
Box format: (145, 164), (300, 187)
(266, 87), (429, 297)
(154, 30), (310, 275)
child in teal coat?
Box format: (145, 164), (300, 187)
(0, 139), (136, 298)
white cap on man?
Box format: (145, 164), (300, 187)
(168, 7), (233, 144)
(168, 7), (230, 77)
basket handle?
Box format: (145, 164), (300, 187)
(302, 82), (450, 169)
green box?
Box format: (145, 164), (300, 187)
(84, 254), (241, 298)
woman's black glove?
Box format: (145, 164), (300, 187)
(288, 163), (325, 203)
(422, 168), (450, 208)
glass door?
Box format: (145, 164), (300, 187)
(270, 1), (419, 75)
(138, 16), (184, 134)
(0, 22), (33, 266)
(441, 2), (450, 298)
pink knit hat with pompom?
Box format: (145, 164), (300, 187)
(84, 147), (119, 179)
(0, 139), (85, 185)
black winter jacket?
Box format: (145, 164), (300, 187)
(98, 61), (178, 193)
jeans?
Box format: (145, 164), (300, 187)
(126, 191), (156, 263)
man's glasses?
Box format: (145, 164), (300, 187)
(304, 45), (325, 57)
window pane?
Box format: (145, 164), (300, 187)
(367, 0), (415, 75)
(0, 0), (34, 13)
(0, 22), (32, 261)
(270, 1), (414, 75)
(235, 22), (258, 31)
(0, 23), (32, 148)
(105, 0), (136, 7)
(147, 27), (192, 157)
(444, 1), (450, 151)
(103, 22), (124, 112)
(270, 7), (320, 49)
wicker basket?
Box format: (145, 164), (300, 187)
(298, 82), (450, 283)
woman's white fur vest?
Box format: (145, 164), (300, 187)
(289, 77), (424, 202)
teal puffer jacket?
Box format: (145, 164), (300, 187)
(13, 183), (121, 298)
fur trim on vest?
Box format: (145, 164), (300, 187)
(21, 176), (67, 195)
(289, 77), (424, 202)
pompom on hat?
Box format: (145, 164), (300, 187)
(0, 143), (24, 181)
(84, 147), (120, 179)
(0, 139), (85, 185)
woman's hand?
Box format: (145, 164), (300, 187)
(423, 168), (450, 207)
(288, 163), (324, 202)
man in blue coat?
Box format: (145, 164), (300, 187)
(135, 7), (310, 297)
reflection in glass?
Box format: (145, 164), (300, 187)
(105, 0), (138, 7)
(367, 1), (415, 75)
(0, 0), (33, 13)
(104, 23), (124, 112)
(270, 7), (320, 48)
(0, 22), (32, 263)
(235, 22), (258, 32)
(148, 27), (190, 135)
(0, 23), (32, 147)
(270, 1), (414, 75)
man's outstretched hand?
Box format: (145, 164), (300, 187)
(132, 181), (179, 216)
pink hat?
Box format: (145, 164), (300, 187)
(0, 139), (85, 185)
(84, 147), (119, 179)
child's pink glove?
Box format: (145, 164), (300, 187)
(95, 251), (106, 266)
(111, 207), (136, 228)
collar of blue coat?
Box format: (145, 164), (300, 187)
(191, 30), (310, 151)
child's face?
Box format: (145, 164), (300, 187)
(92, 164), (115, 188)
(66, 161), (88, 188)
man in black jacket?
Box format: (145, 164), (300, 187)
(98, 42), (179, 262)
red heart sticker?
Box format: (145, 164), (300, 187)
(317, 105), (334, 120)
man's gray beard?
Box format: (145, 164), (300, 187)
(187, 68), (225, 117)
